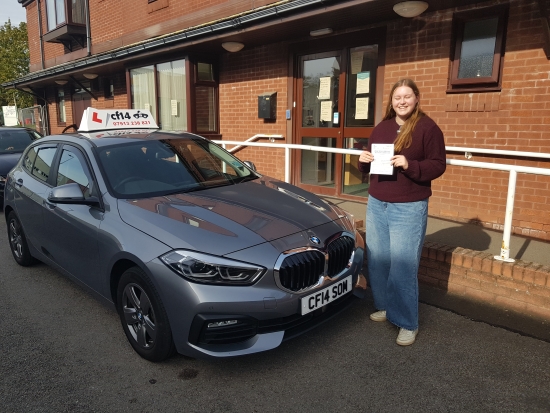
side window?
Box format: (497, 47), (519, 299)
(56, 147), (92, 197)
(31, 147), (57, 183)
(23, 147), (38, 174)
(448, 5), (508, 92)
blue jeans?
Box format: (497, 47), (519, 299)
(366, 195), (428, 331)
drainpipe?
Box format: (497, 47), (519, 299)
(37, 0), (45, 69)
(85, 0), (91, 56)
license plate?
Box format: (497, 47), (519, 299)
(301, 276), (352, 315)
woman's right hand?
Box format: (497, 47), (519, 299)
(359, 150), (374, 163)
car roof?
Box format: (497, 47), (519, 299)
(38, 129), (206, 148)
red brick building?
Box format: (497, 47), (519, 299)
(5, 0), (550, 242)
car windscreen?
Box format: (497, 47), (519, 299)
(97, 137), (259, 198)
(0, 130), (36, 154)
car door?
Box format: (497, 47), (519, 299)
(42, 144), (103, 291)
(12, 144), (58, 248)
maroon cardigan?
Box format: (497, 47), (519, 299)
(358, 115), (446, 203)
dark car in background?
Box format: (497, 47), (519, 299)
(3, 110), (365, 361)
(0, 127), (42, 207)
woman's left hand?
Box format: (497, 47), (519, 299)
(391, 155), (408, 170)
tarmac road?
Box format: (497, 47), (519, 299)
(1, 220), (550, 413)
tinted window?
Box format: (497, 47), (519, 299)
(56, 147), (92, 197)
(97, 137), (256, 198)
(22, 146), (38, 174)
(32, 147), (57, 183)
(0, 130), (36, 154)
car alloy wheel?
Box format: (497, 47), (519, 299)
(7, 211), (35, 267)
(117, 267), (175, 361)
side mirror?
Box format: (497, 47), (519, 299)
(48, 183), (100, 206)
(243, 161), (257, 172)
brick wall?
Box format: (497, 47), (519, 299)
(384, 0), (550, 241)
(419, 241), (550, 322)
(219, 43), (288, 178)
(27, 0), (279, 71)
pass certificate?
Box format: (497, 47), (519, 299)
(370, 144), (394, 175)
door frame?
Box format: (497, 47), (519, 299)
(289, 27), (386, 201)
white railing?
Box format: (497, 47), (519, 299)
(213, 139), (550, 262)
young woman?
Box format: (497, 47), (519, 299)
(358, 78), (446, 346)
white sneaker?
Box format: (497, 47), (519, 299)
(396, 328), (418, 346)
(369, 310), (387, 322)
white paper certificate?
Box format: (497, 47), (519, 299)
(370, 144), (394, 175)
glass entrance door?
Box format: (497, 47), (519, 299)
(296, 52), (343, 196)
(295, 44), (379, 199)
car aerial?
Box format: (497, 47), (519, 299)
(0, 127), (42, 207)
(3, 109), (366, 361)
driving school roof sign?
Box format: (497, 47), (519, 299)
(78, 108), (159, 132)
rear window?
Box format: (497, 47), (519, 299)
(0, 130), (37, 154)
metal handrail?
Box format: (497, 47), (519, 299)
(213, 139), (550, 262)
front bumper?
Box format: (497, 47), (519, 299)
(146, 246), (365, 359)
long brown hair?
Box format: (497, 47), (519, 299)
(383, 78), (425, 153)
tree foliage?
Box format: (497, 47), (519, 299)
(0, 20), (33, 109)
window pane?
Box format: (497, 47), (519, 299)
(195, 86), (216, 132)
(302, 57), (340, 128)
(343, 138), (368, 197)
(58, 88), (66, 122)
(157, 60), (187, 131)
(0, 130), (34, 154)
(300, 137), (335, 187)
(197, 63), (214, 81)
(458, 18), (498, 79)
(46, 0), (56, 30)
(23, 146), (38, 173)
(32, 147), (57, 182)
(130, 66), (157, 122)
(56, 149), (91, 197)
(345, 45), (378, 127)
(71, 0), (86, 24)
(55, 0), (66, 25)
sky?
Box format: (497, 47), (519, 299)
(0, 1), (27, 25)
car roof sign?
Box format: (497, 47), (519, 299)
(78, 108), (159, 132)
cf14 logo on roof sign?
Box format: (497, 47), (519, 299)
(78, 108), (159, 132)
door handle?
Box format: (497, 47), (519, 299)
(15, 178), (23, 187)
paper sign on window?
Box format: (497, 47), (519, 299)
(350, 52), (363, 75)
(318, 77), (331, 100)
(355, 97), (369, 120)
(320, 101), (332, 122)
(356, 72), (370, 94)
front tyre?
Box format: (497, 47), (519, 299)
(7, 211), (36, 267)
(117, 267), (175, 362)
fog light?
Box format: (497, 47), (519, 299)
(207, 320), (238, 328)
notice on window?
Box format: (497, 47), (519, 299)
(355, 97), (369, 120)
(370, 144), (394, 175)
(171, 100), (178, 116)
(318, 77), (331, 100)
(320, 101), (332, 122)
(356, 72), (370, 94)
(350, 51), (363, 75)
(144, 103), (151, 111)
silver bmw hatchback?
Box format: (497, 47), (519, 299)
(4, 126), (366, 361)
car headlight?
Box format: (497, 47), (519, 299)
(160, 250), (265, 285)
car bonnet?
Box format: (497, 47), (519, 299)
(116, 177), (344, 256)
